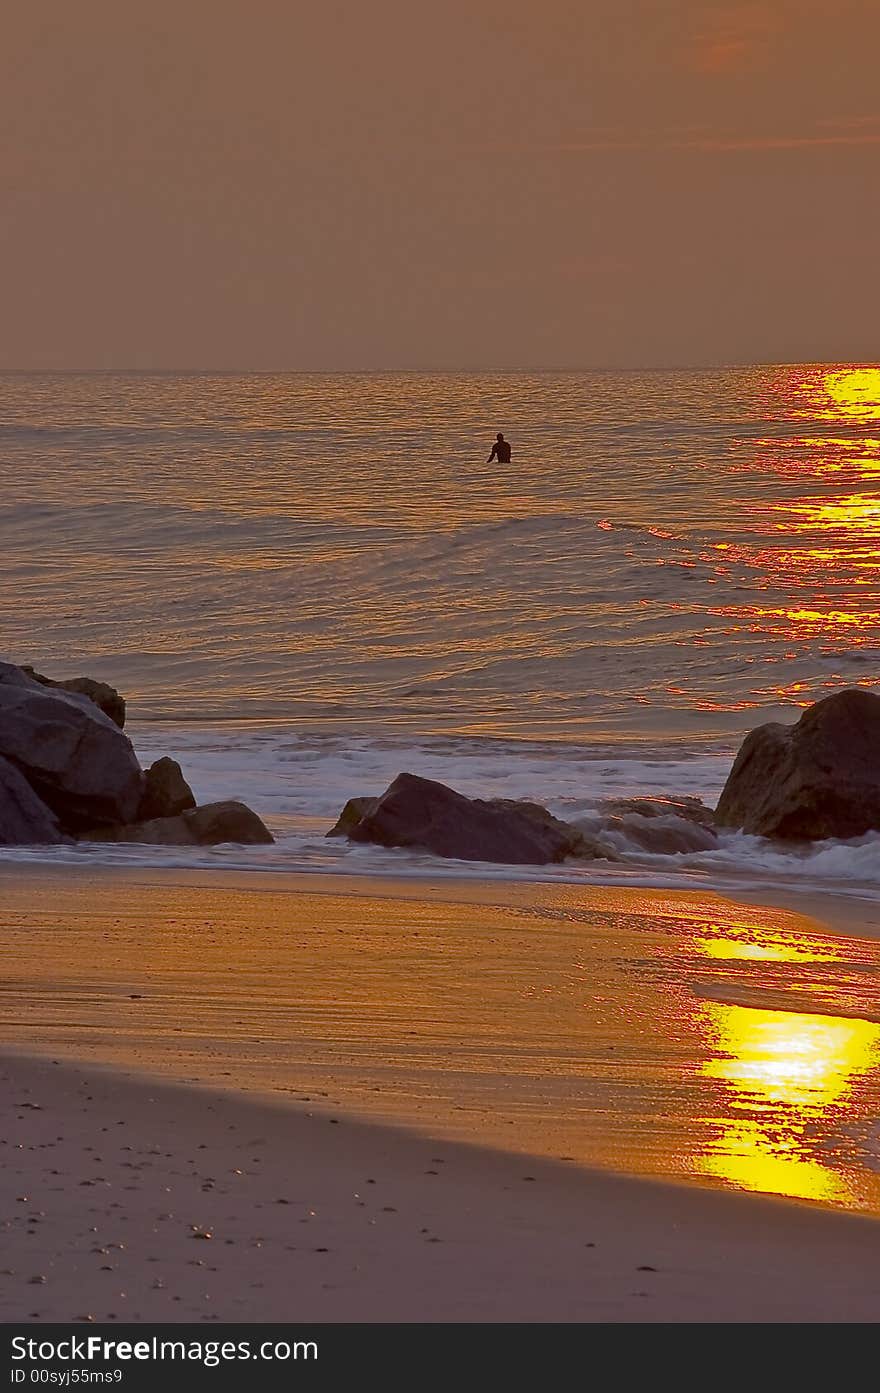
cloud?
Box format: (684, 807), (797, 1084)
(476, 123), (880, 156)
(688, 131), (880, 150)
(684, 2), (782, 75)
(815, 113), (880, 132)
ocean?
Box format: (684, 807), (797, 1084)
(3, 364), (880, 896)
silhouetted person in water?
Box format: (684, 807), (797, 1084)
(487, 432), (512, 464)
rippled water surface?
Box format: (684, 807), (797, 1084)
(4, 364), (879, 732)
(3, 365), (880, 894)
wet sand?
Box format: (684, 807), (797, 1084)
(3, 864), (880, 1208)
(2, 865), (880, 1321)
(3, 1050), (880, 1323)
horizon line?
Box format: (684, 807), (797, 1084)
(0, 358), (877, 378)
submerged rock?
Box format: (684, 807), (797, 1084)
(0, 662), (143, 833)
(22, 666), (126, 729)
(80, 799), (274, 847)
(716, 688), (880, 840)
(328, 772), (603, 865)
(606, 795), (716, 830)
(602, 796), (718, 854)
(138, 757), (196, 821)
(0, 755), (65, 846)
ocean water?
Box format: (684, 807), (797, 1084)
(3, 365), (880, 897)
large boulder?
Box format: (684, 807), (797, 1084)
(0, 755), (65, 846)
(138, 757), (196, 821)
(328, 772), (598, 865)
(80, 800), (274, 847)
(0, 662), (144, 832)
(21, 666), (126, 728)
(715, 689), (880, 840)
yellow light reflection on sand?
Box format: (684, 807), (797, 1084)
(698, 937), (830, 963)
(706, 1006), (878, 1102)
(691, 919), (880, 1204)
(697, 1001), (880, 1203)
(697, 920), (840, 963)
(700, 1115), (845, 1203)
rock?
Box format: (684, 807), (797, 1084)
(21, 667), (126, 728)
(715, 689), (880, 840)
(327, 797), (382, 838)
(607, 795), (716, 830)
(602, 796), (718, 854)
(489, 797), (615, 858)
(0, 663), (143, 833)
(329, 772), (595, 865)
(0, 755), (65, 845)
(80, 800), (274, 846)
(182, 801), (274, 845)
(138, 757), (196, 821)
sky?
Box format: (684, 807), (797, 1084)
(2, 0), (879, 370)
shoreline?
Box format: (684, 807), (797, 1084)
(1, 857), (878, 961)
(2, 844), (878, 939)
(4, 1050), (880, 1323)
(1, 854), (877, 933)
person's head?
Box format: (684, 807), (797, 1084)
(497, 432), (504, 441)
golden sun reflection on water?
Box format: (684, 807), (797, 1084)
(710, 368), (880, 652)
(783, 492), (880, 534)
(692, 923), (880, 1205)
(823, 367), (880, 421)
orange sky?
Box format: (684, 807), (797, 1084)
(2, 1), (878, 369)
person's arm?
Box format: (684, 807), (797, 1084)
(487, 446), (497, 463)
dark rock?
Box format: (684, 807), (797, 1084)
(21, 667), (126, 729)
(327, 797), (379, 837)
(716, 688), (880, 840)
(0, 755), (65, 845)
(330, 772), (599, 865)
(138, 757), (196, 821)
(80, 800), (274, 847)
(0, 663), (143, 833)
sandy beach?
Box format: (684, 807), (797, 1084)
(2, 864), (880, 1322)
(3, 1049), (880, 1324)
